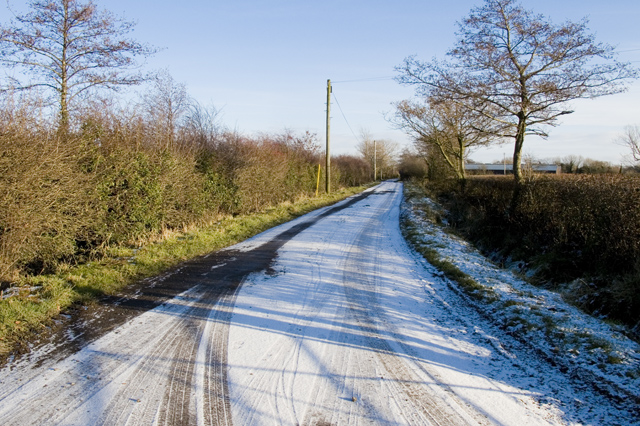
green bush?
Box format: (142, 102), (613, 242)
(0, 132), (99, 276)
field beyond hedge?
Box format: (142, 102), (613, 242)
(425, 174), (640, 337)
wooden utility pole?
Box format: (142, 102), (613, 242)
(326, 79), (331, 193)
(374, 139), (377, 181)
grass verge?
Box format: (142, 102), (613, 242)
(414, 246), (497, 302)
(401, 182), (498, 303)
(401, 181), (640, 384)
(0, 186), (369, 357)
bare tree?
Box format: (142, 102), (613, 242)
(356, 130), (398, 180)
(580, 158), (615, 174)
(396, 0), (637, 186)
(142, 70), (191, 150)
(0, 0), (155, 131)
(181, 101), (223, 151)
(560, 155), (585, 173)
(617, 125), (640, 162)
(393, 97), (497, 181)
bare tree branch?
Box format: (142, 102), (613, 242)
(356, 131), (398, 180)
(392, 97), (505, 181)
(396, 0), (638, 186)
(0, 0), (156, 131)
(617, 125), (640, 162)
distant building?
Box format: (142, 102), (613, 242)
(465, 163), (561, 175)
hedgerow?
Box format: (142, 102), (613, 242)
(427, 175), (640, 335)
(0, 98), (364, 284)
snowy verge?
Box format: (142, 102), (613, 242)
(400, 183), (640, 405)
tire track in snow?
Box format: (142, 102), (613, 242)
(229, 223), (352, 425)
(228, 182), (486, 425)
(196, 288), (238, 426)
(0, 190), (376, 425)
(2, 182), (579, 424)
(338, 186), (486, 425)
(0, 287), (207, 425)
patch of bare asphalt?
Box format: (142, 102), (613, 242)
(5, 190), (376, 369)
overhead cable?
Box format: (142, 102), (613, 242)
(332, 76), (394, 84)
(332, 92), (361, 142)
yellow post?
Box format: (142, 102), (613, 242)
(315, 164), (321, 197)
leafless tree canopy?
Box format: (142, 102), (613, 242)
(181, 101), (223, 152)
(561, 155), (585, 173)
(0, 0), (155, 130)
(393, 97), (498, 181)
(396, 0), (638, 184)
(617, 125), (640, 163)
(142, 70), (191, 150)
(356, 131), (398, 180)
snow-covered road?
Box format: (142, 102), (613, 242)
(0, 181), (635, 425)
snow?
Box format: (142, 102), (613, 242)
(225, 181), (637, 424)
(402, 186), (640, 394)
(0, 181), (638, 425)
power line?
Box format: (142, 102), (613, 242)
(332, 92), (360, 142)
(332, 76), (394, 84)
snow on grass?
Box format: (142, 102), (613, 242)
(401, 183), (640, 404)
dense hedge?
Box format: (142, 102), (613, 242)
(0, 109), (363, 282)
(429, 175), (640, 332)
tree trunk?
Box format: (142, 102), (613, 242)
(58, 1), (70, 136)
(456, 137), (466, 190)
(510, 114), (527, 213)
(59, 86), (69, 135)
(512, 115), (526, 186)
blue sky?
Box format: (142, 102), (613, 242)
(3, 1), (639, 163)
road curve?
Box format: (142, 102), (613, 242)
(0, 182), (568, 425)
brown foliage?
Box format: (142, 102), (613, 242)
(432, 174), (640, 332)
(0, 97), (364, 282)
(332, 155), (372, 187)
(0, 132), (98, 277)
